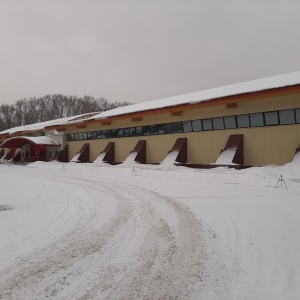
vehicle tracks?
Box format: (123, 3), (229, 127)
(0, 173), (208, 300)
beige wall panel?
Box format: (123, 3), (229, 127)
(242, 129), (266, 166)
(235, 94), (299, 115)
(210, 131), (228, 163)
(194, 132), (214, 163)
(89, 140), (111, 161)
(279, 126), (300, 164)
(141, 114), (184, 126)
(263, 127), (281, 165)
(68, 141), (88, 160)
(145, 134), (186, 163)
(240, 125), (299, 166)
(185, 133), (201, 163)
(297, 126), (300, 147)
(65, 124), (99, 134)
(113, 138), (144, 162)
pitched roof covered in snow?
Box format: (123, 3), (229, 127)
(88, 71), (300, 121)
(0, 112), (99, 136)
(1, 71), (300, 137)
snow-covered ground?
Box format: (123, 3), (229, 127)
(0, 160), (299, 300)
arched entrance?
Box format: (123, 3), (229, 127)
(0, 136), (60, 163)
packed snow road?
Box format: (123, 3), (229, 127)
(0, 164), (209, 300)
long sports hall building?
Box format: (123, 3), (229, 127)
(1, 71), (300, 168)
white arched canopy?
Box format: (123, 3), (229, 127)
(0, 136), (60, 162)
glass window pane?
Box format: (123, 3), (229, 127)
(150, 125), (158, 135)
(192, 119), (202, 131)
(79, 133), (85, 140)
(183, 121), (192, 132)
(143, 125), (150, 136)
(119, 129), (124, 137)
(224, 116), (236, 129)
(87, 132), (95, 139)
(123, 128), (130, 137)
(165, 123), (173, 134)
(135, 126), (143, 136)
(157, 124), (166, 134)
(279, 109), (295, 125)
(104, 130), (112, 138)
(265, 111), (278, 126)
(74, 133), (79, 141)
(112, 129), (124, 138)
(296, 109), (300, 123)
(237, 115), (250, 128)
(66, 134), (71, 141)
(213, 117), (224, 130)
(96, 131), (103, 139)
(173, 122), (183, 133)
(250, 113), (264, 127)
(111, 129), (118, 138)
(129, 127), (137, 136)
(202, 119), (213, 131)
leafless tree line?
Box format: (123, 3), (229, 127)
(0, 94), (131, 131)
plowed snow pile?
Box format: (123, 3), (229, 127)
(0, 161), (299, 300)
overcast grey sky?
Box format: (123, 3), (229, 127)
(1, 0), (300, 105)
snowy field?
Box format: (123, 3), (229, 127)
(0, 160), (299, 300)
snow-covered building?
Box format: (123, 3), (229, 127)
(1, 71), (300, 166)
(0, 113), (98, 163)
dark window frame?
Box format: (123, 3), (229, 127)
(237, 114), (250, 128)
(172, 122), (183, 133)
(212, 117), (224, 130)
(191, 119), (202, 132)
(296, 109), (300, 124)
(249, 112), (264, 127)
(224, 116), (237, 129)
(202, 118), (213, 131)
(279, 109), (296, 125)
(182, 120), (193, 132)
(264, 111), (279, 126)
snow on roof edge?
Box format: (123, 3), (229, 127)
(1, 71), (300, 136)
(91, 71), (300, 120)
(0, 112), (100, 136)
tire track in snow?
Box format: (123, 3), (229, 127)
(0, 174), (208, 300)
(95, 182), (208, 300)
(0, 178), (132, 300)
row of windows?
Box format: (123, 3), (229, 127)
(66, 108), (300, 142)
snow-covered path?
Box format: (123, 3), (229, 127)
(0, 164), (208, 299)
(0, 162), (300, 299)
